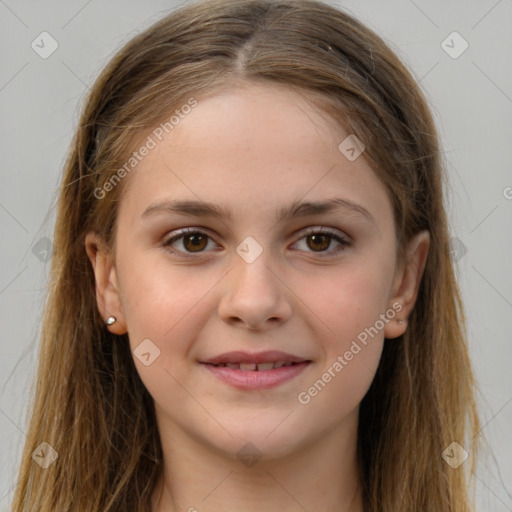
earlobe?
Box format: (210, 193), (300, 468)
(384, 230), (430, 340)
(85, 232), (128, 335)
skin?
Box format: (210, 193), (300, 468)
(85, 81), (429, 512)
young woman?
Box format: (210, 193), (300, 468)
(11, 0), (482, 510)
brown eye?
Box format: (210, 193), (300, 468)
(163, 228), (216, 256)
(182, 233), (208, 252)
(306, 233), (331, 252)
(293, 228), (350, 256)
(163, 226), (350, 259)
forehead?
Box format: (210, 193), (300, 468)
(117, 82), (392, 227)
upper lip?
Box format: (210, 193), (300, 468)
(201, 350), (309, 365)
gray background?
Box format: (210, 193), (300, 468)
(0, 0), (511, 510)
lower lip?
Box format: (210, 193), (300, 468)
(201, 362), (310, 390)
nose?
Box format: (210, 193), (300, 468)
(217, 246), (293, 330)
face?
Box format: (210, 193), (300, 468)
(87, 81), (427, 460)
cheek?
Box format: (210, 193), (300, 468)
(117, 257), (217, 404)
(304, 260), (392, 341)
(297, 267), (388, 415)
(117, 251), (212, 355)
(297, 260), (390, 397)
(297, 338), (383, 430)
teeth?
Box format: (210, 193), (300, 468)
(214, 361), (298, 370)
(239, 363), (257, 371)
(256, 362), (275, 371)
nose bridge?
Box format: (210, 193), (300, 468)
(232, 234), (278, 295)
(218, 235), (292, 328)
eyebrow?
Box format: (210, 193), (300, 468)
(141, 197), (376, 226)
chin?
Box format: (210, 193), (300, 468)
(204, 423), (309, 463)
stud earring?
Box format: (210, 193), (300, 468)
(397, 319), (404, 324)
(106, 316), (116, 326)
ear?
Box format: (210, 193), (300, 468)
(384, 230), (430, 339)
(85, 232), (127, 335)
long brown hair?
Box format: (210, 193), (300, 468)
(11, 0), (482, 510)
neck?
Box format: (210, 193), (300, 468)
(151, 409), (365, 512)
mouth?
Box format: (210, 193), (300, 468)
(199, 351), (312, 390)
(200, 350), (309, 366)
(205, 361), (302, 371)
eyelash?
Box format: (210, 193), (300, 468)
(162, 226), (351, 259)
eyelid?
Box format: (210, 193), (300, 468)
(162, 227), (219, 257)
(291, 226), (351, 256)
(162, 225), (351, 258)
